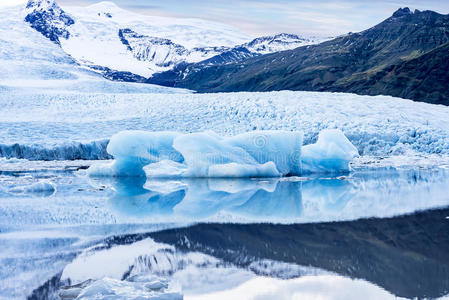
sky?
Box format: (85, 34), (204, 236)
(6, 0), (449, 37)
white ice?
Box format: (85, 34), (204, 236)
(75, 277), (182, 300)
(2, 90), (449, 165)
(8, 181), (57, 197)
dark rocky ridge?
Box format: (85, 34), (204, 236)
(149, 8), (449, 105)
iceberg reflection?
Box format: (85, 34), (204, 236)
(107, 177), (306, 222)
(102, 167), (449, 223)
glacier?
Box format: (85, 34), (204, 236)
(2, 91), (449, 165)
(88, 129), (356, 177)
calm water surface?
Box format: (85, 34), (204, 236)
(1, 160), (448, 299)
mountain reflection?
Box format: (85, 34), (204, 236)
(147, 208), (449, 299)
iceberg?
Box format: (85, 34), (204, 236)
(88, 129), (357, 178)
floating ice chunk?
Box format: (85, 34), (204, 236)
(88, 129), (357, 177)
(145, 160), (187, 178)
(225, 130), (303, 176)
(302, 129), (359, 173)
(8, 181), (56, 197)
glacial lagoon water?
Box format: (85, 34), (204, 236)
(1, 159), (449, 299)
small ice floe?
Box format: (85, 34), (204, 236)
(8, 181), (57, 197)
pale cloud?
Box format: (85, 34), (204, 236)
(55, 0), (449, 37)
(0, 0), (27, 8)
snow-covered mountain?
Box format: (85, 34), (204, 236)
(22, 0), (248, 77)
(199, 34), (325, 66)
(0, 2), (187, 95)
(22, 0), (324, 78)
(118, 29), (323, 70)
(244, 33), (320, 54)
(118, 28), (229, 68)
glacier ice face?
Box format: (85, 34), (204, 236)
(3, 90), (449, 163)
(0, 140), (112, 161)
(302, 129), (359, 173)
(89, 129), (354, 178)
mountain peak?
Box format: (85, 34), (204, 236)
(87, 1), (121, 12)
(392, 7), (413, 18)
(273, 33), (301, 39)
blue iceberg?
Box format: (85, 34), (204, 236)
(88, 129), (358, 177)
